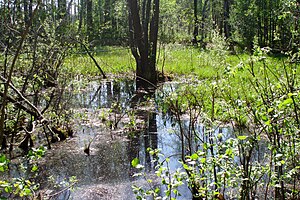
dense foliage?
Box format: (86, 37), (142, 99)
(1, 0), (299, 49)
(132, 47), (300, 199)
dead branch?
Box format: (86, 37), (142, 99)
(0, 75), (56, 149)
(71, 37), (106, 79)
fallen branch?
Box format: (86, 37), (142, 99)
(72, 38), (106, 78)
(0, 75), (45, 121)
(0, 75), (56, 149)
(45, 181), (77, 199)
(0, 91), (38, 118)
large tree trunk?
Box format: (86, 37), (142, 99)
(24, 0), (29, 25)
(127, 0), (159, 90)
(200, 0), (209, 47)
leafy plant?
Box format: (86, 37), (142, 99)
(0, 146), (46, 199)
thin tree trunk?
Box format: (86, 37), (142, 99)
(86, 0), (93, 43)
(223, 0), (231, 38)
(193, 0), (199, 44)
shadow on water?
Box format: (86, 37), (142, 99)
(37, 78), (266, 200)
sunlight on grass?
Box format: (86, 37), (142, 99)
(64, 46), (136, 75)
(63, 45), (288, 82)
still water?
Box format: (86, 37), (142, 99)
(38, 78), (237, 200)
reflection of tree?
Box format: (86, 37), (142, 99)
(89, 85), (101, 107)
(106, 81), (112, 107)
(144, 112), (158, 171)
(127, 134), (140, 179)
(113, 80), (121, 102)
(127, 111), (158, 179)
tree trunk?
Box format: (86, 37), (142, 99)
(86, 0), (93, 43)
(200, 0), (209, 47)
(127, 0), (159, 90)
(223, 0), (231, 39)
(193, 0), (199, 45)
(78, 0), (85, 33)
(58, 0), (67, 19)
(24, 0), (29, 25)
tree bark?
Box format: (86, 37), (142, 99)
(127, 0), (159, 90)
(223, 0), (231, 39)
(86, 0), (93, 43)
(193, 0), (199, 45)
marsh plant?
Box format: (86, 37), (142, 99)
(132, 49), (300, 200)
(0, 146), (45, 198)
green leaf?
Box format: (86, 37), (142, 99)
(203, 143), (208, 150)
(200, 157), (206, 163)
(183, 164), (189, 170)
(31, 165), (38, 172)
(154, 187), (160, 194)
(131, 158), (139, 168)
(24, 188), (31, 196)
(190, 153), (199, 160)
(0, 154), (7, 163)
(267, 107), (274, 113)
(238, 136), (248, 140)
(278, 98), (293, 109)
(4, 186), (12, 193)
(225, 148), (233, 156)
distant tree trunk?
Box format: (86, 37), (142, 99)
(86, 0), (93, 43)
(223, 0), (231, 38)
(24, 0), (29, 25)
(97, 0), (104, 25)
(78, 0), (85, 33)
(58, 0), (67, 19)
(263, 1), (268, 46)
(193, 0), (199, 45)
(200, 0), (209, 47)
(29, 0), (33, 20)
(104, 0), (111, 23)
(127, 0), (159, 90)
(257, 0), (262, 45)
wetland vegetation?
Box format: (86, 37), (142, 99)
(0, 0), (300, 200)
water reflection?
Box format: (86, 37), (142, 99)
(38, 79), (266, 200)
(38, 79), (162, 199)
(72, 78), (134, 109)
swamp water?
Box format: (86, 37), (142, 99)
(37, 78), (264, 200)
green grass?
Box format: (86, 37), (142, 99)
(63, 46), (136, 75)
(63, 44), (289, 81)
